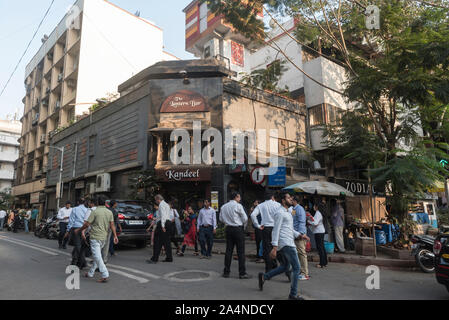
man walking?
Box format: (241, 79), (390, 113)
(0, 208), (6, 231)
(24, 208), (31, 233)
(331, 200), (346, 253)
(76, 196), (118, 283)
(219, 192), (251, 279)
(251, 193), (281, 273)
(57, 201), (72, 249)
(197, 199), (217, 259)
(258, 192), (309, 300)
(67, 199), (89, 269)
(292, 196), (309, 280)
(147, 194), (172, 264)
(30, 207), (39, 232)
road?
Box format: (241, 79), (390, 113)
(0, 231), (447, 300)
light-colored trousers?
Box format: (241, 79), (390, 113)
(102, 230), (112, 263)
(294, 238), (309, 277)
(334, 226), (346, 252)
(88, 239), (109, 279)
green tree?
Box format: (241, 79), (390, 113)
(128, 169), (161, 201)
(0, 190), (14, 211)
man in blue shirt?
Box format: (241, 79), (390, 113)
(197, 200), (217, 259)
(67, 199), (89, 269)
(292, 196), (309, 280)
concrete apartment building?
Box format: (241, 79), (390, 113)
(13, 0), (178, 208)
(0, 120), (21, 193)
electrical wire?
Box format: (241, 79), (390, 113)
(0, 0), (55, 99)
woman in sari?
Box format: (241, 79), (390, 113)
(177, 206), (199, 256)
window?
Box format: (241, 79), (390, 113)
(326, 104), (344, 125)
(199, 2), (208, 33)
(309, 105), (324, 126)
(278, 139), (298, 157)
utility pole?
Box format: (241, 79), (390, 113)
(368, 166), (377, 257)
(50, 146), (64, 210)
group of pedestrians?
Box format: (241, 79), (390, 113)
(56, 196), (119, 283)
(0, 206), (39, 233)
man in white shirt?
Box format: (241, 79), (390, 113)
(219, 192), (251, 279)
(147, 194), (172, 264)
(0, 209), (7, 231)
(258, 192), (309, 300)
(197, 199), (217, 259)
(57, 201), (72, 249)
(23, 208), (32, 233)
(251, 193), (281, 272)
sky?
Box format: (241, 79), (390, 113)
(0, 0), (195, 120)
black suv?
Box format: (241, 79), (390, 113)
(108, 200), (152, 248)
(434, 230), (449, 293)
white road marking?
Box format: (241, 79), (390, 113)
(106, 263), (161, 279)
(0, 236), (59, 256)
(107, 268), (149, 284)
(163, 270), (220, 282)
(1, 235), (217, 284)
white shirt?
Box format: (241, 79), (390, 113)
(219, 200), (248, 228)
(157, 200), (171, 228)
(25, 210), (32, 220)
(0, 210), (6, 219)
(169, 208), (179, 221)
(309, 210), (326, 234)
(251, 199), (281, 229)
(84, 206), (97, 221)
(271, 206), (300, 250)
(57, 207), (72, 221)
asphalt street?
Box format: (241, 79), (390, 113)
(0, 231), (447, 300)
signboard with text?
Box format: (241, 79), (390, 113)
(156, 167), (211, 182)
(160, 90), (209, 113)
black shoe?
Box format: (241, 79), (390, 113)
(288, 295), (305, 300)
(146, 259), (157, 264)
(162, 259), (173, 262)
(239, 274), (252, 279)
(286, 272), (291, 282)
(222, 273), (230, 278)
(62, 246), (67, 250)
(258, 272), (265, 291)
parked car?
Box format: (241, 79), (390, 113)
(107, 200), (152, 248)
(434, 229), (449, 293)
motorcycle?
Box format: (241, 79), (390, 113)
(35, 215), (59, 239)
(410, 234), (435, 273)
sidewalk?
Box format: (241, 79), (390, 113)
(184, 238), (418, 270)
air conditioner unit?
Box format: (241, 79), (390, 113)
(203, 38), (220, 59)
(40, 134), (46, 143)
(58, 73), (63, 82)
(96, 173), (111, 193)
(45, 87), (51, 94)
(55, 101), (61, 109)
(88, 183), (96, 195)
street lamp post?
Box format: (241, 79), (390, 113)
(50, 146), (64, 210)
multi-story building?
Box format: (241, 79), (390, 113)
(0, 119), (21, 193)
(13, 0), (178, 208)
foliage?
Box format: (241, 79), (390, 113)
(438, 207), (449, 226)
(128, 169), (161, 201)
(0, 191), (13, 210)
(240, 60), (290, 96)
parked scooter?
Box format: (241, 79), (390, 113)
(35, 215), (58, 239)
(410, 234), (435, 273)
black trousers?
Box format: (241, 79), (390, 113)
(315, 233), (328, 267)
(151, 221), (173, 262)
(262, 227), (278, 272)
(224, 226), (246, 276)
(254, 227), (263, 258)
(70, 228), (86, 268)
(58, 222), (68, 247)
(169, 221), (179, 249)
(199, 226), (214, 257)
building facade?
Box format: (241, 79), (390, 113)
(13, 0), (178, 208)
(45, 60), (308, 212)
(0, 120), (21, 193)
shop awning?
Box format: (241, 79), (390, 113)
(283, 180), (355, 197)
